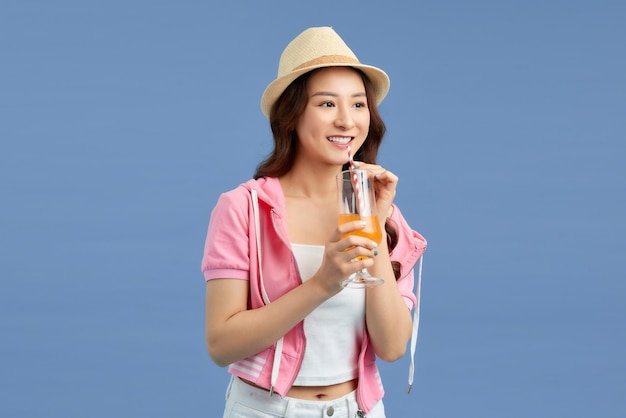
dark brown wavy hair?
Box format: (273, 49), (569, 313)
(254, 67), (401, 279)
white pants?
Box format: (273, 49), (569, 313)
(223, 376), (386, 418)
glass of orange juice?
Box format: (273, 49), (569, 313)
(337, 169), (384, 288)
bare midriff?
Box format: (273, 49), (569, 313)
(242, 378), (358, 400)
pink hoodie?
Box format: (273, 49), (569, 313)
(202, 176), (427, 413)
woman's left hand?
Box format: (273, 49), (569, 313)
(353, 162), (398, 222)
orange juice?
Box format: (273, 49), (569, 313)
(339, 214), (383, 244)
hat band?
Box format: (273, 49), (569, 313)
(292, 54), (360, 72)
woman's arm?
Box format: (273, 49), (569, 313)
(205, 220), (379, 366)
(351, 162), (413, 361)
(365, 233), (413, 362)
(205, 276), (330, 367)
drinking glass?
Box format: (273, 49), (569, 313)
(337, 169), (384, 288)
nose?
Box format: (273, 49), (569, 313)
(334, 106), (355, 130)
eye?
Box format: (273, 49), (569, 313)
(354, 101), (368, 109)
(319, 101), (335, 107)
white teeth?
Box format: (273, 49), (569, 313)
(328, 136), (352, 144)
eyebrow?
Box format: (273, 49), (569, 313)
(311, 91), (367, 98)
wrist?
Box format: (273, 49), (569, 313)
(307, 273), (342, 299)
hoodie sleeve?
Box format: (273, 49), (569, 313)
(388, 204), (427, 310)
(201, 188), (251, 281)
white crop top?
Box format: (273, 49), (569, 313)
(291, 243), (365, 386)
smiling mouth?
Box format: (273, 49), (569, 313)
(327, 136), (353, 145)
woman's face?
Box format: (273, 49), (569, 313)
(295, 67), (370, 167)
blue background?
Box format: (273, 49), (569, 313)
(1, 1), (624, 417)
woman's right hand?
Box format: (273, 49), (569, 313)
(312, 220), (378, 294)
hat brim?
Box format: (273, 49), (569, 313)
(260, 64), (390, 119)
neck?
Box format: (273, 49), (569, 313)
(279, 164), (342, 199)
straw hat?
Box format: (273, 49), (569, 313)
(260, 27), (390, 119)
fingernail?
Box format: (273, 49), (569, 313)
(371, 242), (378, 248)
(359, 221), (367, 226)
(373, 250), (379, 256)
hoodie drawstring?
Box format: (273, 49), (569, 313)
(407, 254), (423, 394)
(252, 189), (283, 396)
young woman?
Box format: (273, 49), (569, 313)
(202, 27), (427, 418)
